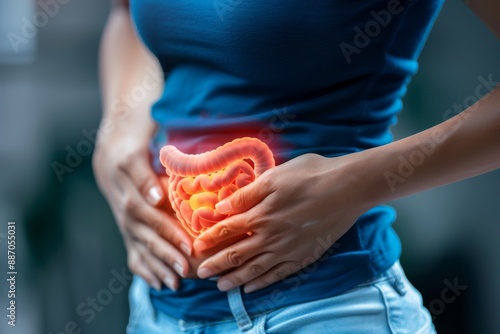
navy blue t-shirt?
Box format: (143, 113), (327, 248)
(130, 0), (443, 321)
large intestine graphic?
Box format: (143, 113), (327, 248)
(159, 137), (275, 237)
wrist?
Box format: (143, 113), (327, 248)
(322, 150), (387, 213)
(314, 153), (369, 216)
(96, 109), (156, 147)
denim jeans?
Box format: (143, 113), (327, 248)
(126, 261), (435, 333)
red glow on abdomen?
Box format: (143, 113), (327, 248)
(159, 137), (275, 236)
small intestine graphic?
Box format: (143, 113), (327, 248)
(159, 137), (275, 236)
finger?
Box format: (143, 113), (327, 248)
(196, 235), (266, 278)
(121, 178), (193, 256)
(130, 222), (190, 278)
(193, 214), (251, 252)
(158, 176), (175, 215)
(243, 261), (302, 294)
(118, 150), (165, 206)
(214, 252), (279, 292)
(214, 175), (273, 215)
(135, 241), (180, 291)
(125, 242), (162, 291)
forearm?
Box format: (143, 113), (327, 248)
(98, 3), (162, 138)
(346, 86), (500, 207)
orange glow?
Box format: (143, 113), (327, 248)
(159, 137), (275, 237)
(189, 192), (218, 211)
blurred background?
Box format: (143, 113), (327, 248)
(0, 0), (499, 333)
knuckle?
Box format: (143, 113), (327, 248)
(160, 255), (174, 269)
(147, 240), (173, 266)
(162, 253), (177, 267)
(123, 195), (138, 213)
(218, 223), (233, 238)
(116, 150), (136, 171)
(150, 218), (163, 234)
(264, 230), (282, 244)
(274, 269), (289, 280)
(145, 238), (155, 252)
(149, 243), (172, 265)
(236, 190), (250, 209)
(274, 264), (294, 280)
(164, 232), (179, 248)
(259, 173), (273, 190)
(160, 253), (171, 266)
(250, 263), (264, 276)
(168, 232), (182, 247)
(137, 178), (153, 197)
(226, 250), (243, 267)
(246, 211), (264, 230)
(122, 222), (136, 239)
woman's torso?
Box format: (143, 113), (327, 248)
(131, 0), (444, 321)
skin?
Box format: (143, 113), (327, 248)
(94, 0), (500, 294)
(95, 0), (189, 291)
(94, 0), (252, 289)
(195, 87), (500, 293)
(160, 137), (274, 236)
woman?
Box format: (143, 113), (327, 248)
(93, 0), (500, 332)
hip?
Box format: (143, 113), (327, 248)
(127, 261), (435, 334)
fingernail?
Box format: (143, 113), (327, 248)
(217, 279), (234, 291)
(173, 262), (184, 277)
(215, 200), (232, 214)
(197, 267), (213, 279)
(180, 243), (192, 256)
(147, 186), (163, 206)
(165, 276), (177, 291)
(193, 239), (207, 251)
(244, 284), (258, 294)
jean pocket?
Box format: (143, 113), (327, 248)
(373, 271), (435, 334)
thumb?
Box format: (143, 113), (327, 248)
(215, 179), (269, 215)
(121, 153), (165, 206)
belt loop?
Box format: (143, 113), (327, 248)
(390, 261), (408, 296)
(227, 287), (253, 331)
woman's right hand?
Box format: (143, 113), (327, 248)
(92, 119), (193, 291)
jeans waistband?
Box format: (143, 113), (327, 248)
(356, 260), (407, 296)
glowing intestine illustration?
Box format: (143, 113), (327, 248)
(159, 137), (275, 236)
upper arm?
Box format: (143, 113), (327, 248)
(464, 0), (500, 38)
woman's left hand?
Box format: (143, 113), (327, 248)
(193, 153), (371, 293)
